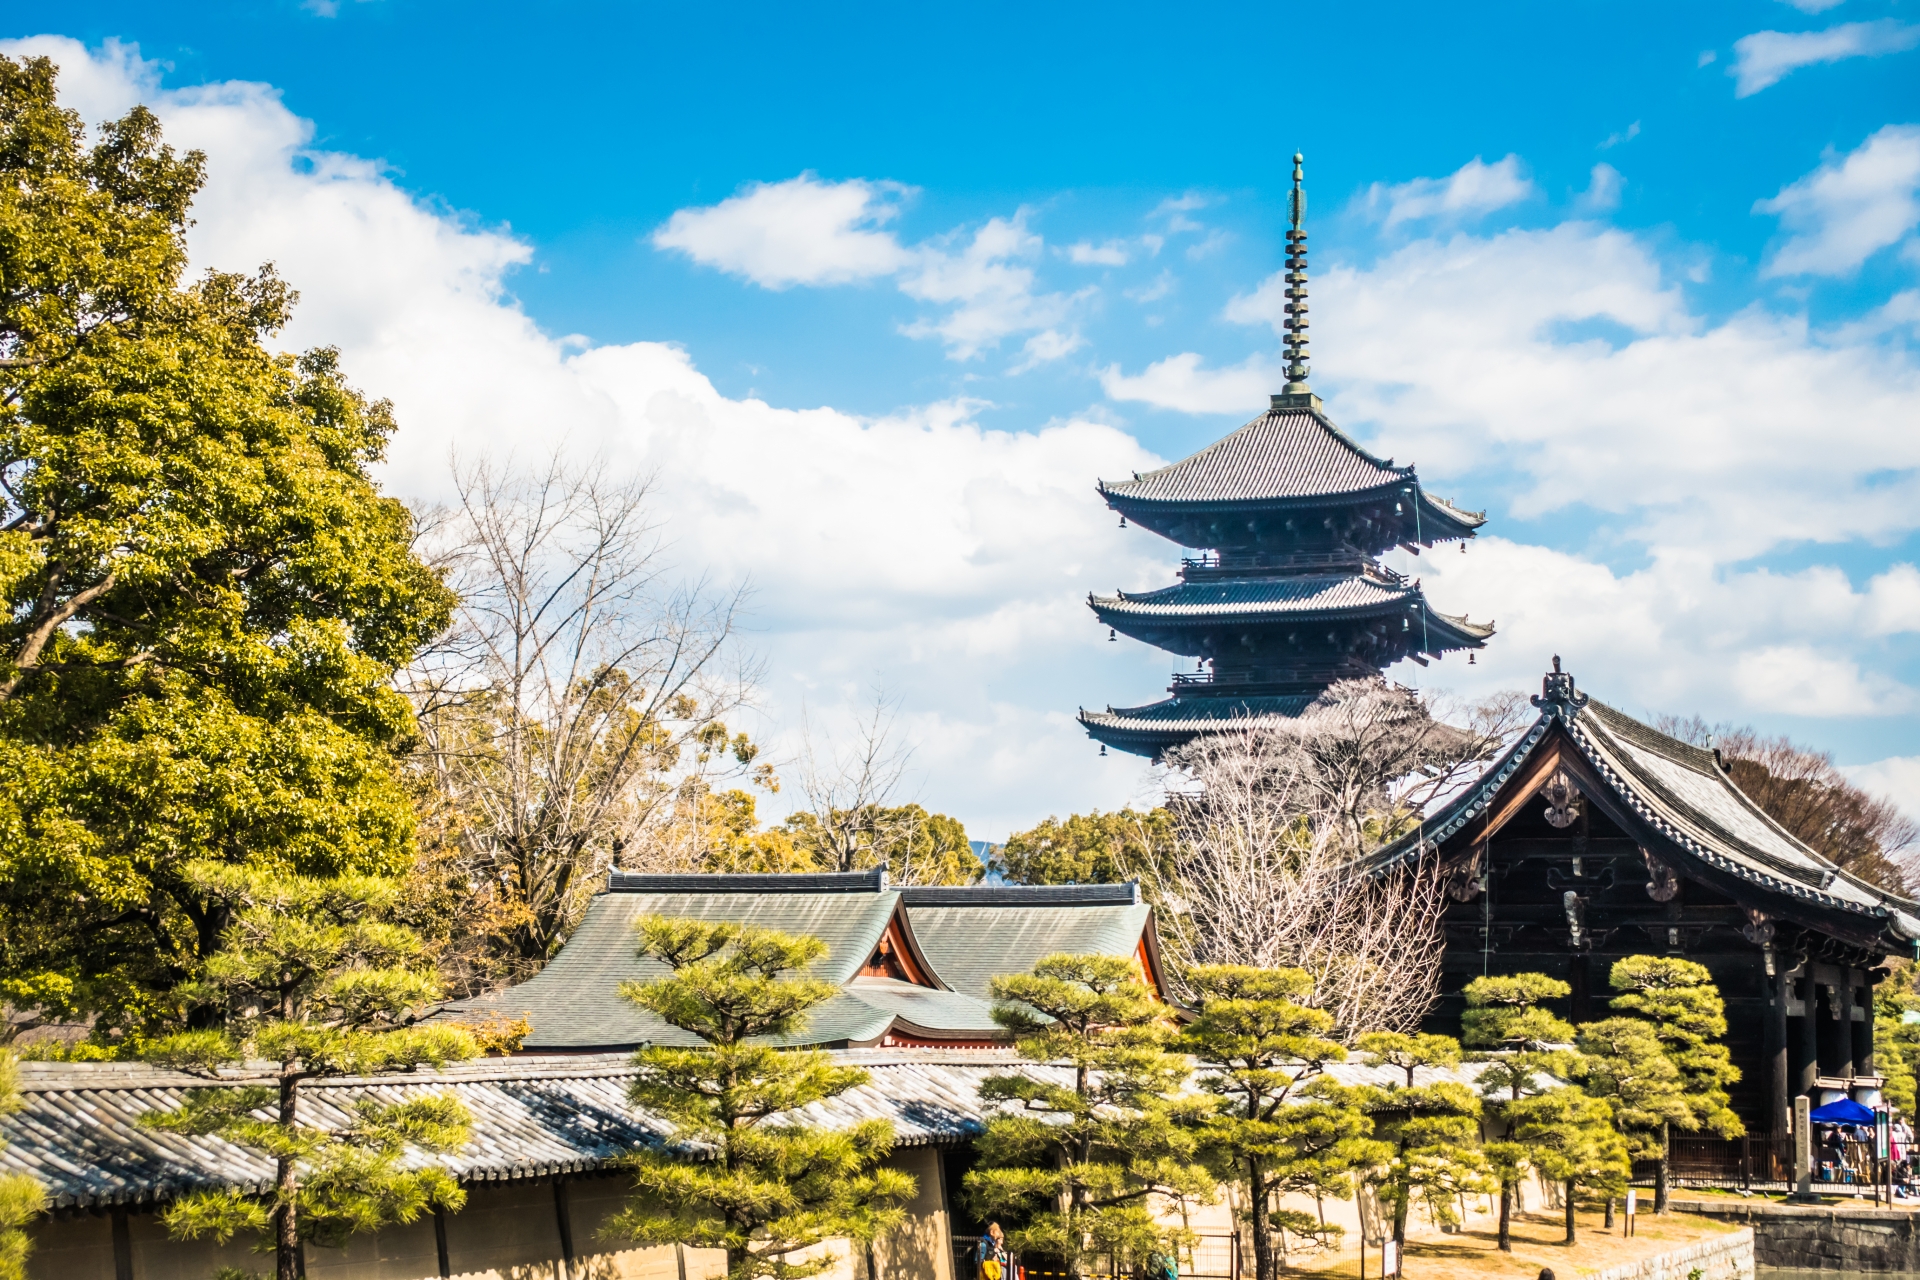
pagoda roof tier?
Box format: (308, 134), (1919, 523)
(1089, 574), (1494, 653)
(1079, 693), (1318, 758)
(1098, 402), (1484, 551)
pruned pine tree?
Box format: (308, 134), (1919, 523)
(1354, 1032), (1492, 1252)
(609, 918), (913, 1280)
(0, 1052), (46, 1280)
(967, 954), (1215, 1280)
(1607, 956), (1743, 1211)
(1182, 966), (1385, 1280)
(139, 866), (477, 1280)
(1461, 973), (1581, 1252)
(1505, 1089), (1627, 1245)
(1574, 1018), (1690, 1214)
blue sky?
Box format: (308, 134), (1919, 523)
(9, 2), (1920, 836)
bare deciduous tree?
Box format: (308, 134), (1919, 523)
(1131, 679), (1527, 1041)
(402, 456), (763, 986)
(784, 696), (981, 885)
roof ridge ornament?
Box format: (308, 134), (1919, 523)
(1530, 653), (1590, 719)
(1271, 152), (1322, 413)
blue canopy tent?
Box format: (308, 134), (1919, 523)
(1809, 1098), (1877, 1125)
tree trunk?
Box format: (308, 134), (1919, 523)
(1391, 1188), (1407, 1252)
(1248, 1159), (1272, 1280)
(1563, 1180), (1576, 1246)
(1655, 1122), (1671, 1213)
(1604, 1195), (1614, 1229)
(1497, 1180), (1512, 1252)
(276, 1075), (300, 1280)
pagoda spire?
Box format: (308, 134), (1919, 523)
(1282, 152), (1311, 395)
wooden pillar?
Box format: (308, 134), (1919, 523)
(554, 1175), (575, 1280)
(111, 1207), (133, 1280)
(1837, 970), (1856, 1079)
(1768, 960), (1790, 1136)
(1796, 968), (1819, 1096)
(434, 1207), (451, 1279)
(1570, 953), (1591, 1023)
(1857, 969), (1877, 1077)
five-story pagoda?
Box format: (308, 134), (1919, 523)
(1081, 155), (1493, 758)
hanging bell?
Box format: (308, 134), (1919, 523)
(1469, 653), (1477, 665)
(1119, 516), (1127, 527)
(1108, 629), (1117, 642)
(1099, 745), (1108, 757)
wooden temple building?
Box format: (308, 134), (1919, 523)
(1081, 154), (1491, 758)
(1369, 659), (1920, 1135)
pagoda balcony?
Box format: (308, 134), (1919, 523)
(1180, 550), (1408, 586)
(1169, 664), (1378, 696)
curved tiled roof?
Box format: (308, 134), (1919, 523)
(1078, 694), (1318, 737)
(1093, 574), (1413, 618)
(1102, 409), (1408, 503)
(1367, 677), (1920, 943)
(905, 903), (1154, 1001)
(0, 1051), (1066, 1210)
(445, 889), (937, 1050)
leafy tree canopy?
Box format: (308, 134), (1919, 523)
(1354, 1032), (1492, 1250)
(996, 808), (1175, 886)
(783, 803), (981, 885)
(0, 55), (452, 1042)
(1607, 956), (1743, 1141)
(609, 917), (912, 1280)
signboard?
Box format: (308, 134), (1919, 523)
(1878, 1110), (1892, 1160)
(1381, 1241), (1399, 1277)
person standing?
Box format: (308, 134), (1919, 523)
(976, 1222), (1009, 1280)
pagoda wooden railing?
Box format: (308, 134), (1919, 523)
(1180, 551), (1407, 585)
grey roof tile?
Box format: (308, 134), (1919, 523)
(905, 904), (1152, 1000)
(1101, 410), (1408, 504)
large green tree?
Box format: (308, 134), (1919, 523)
(140, 866), (476, 1280)
(1462, 973), (1579, 1252)
(1182, 965), (1382, 1280)
(608, 918), (913, 1280)
(1606, 956), (1743, 1211)
(0, 56), (452, 1041)
(966, 954), (1215, 1280)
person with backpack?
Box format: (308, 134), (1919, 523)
(976, 1222), (1009, 1280)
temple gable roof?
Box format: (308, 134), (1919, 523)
(1371, 663), (1920, 948)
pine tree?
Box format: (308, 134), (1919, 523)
(608, 918), (914, 1280)
(1607, 957), (1743, 1211)
(1505, 1089), (1628, 1246)
(1575, 1018), (1690, 1215)
(966, 954), (1215, 1280)
(1461, 973), (1580, 1251)
(139, 865), (477, 1280)
(0, 1051), (46, 1280)
(1182, 966), (1386, 1280)
(1354, 1032), (1493, 1253)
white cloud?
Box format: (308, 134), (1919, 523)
(1066, 240), (1129, 266)
(1221, 221), (1920, 559)
(1010, 328), (1086, 373)
(1729, 20), (1920, 96)
(1782, 0), (1848, 12)
(1755, 125), (1920, 276)
(1150, 193), (1208, 234)
(1579, 162), (1624, 212)
(1698, 49), (1719, 67)
(1387, 541), (1916, 723)
(1099, 352), (1279, 414)
(898, 213), (1086, 360)
(1126, 271), (1175, 303)
(652, 173), (914, 289)
(1599, 121), (1641, 150)
(1363, 156), (1535, 228)
(1843, 756), (1920, 826)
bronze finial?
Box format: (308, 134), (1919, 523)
(1282, 152), (1311, 395)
